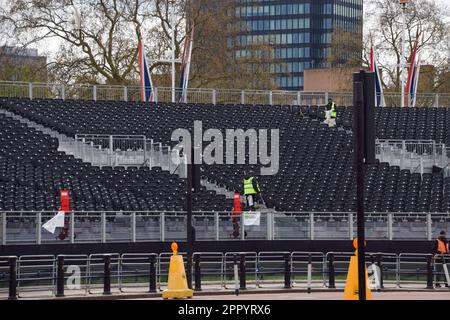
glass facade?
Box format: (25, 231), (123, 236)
(233, 0), (363, 91)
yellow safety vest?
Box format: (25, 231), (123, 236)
(243, 177), (258, 195)
(331, 102), (337, 118)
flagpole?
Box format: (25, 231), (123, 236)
(171, 1), (176, 103)
(400, 0), (410, 108)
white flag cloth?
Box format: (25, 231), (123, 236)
(42, 211), (66, 234)
(243, 211), (260, 226)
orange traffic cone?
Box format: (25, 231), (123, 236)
(162, 242), (193, 299)
(344, 239), (372, 300)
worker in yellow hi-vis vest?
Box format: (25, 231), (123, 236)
(325, 98), (337, 127)
(243, 173), (261, 211)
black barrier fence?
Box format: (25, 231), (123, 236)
(1, 252), (450, 299)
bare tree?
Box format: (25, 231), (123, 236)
(0, 0), (188, 85)
(327, 28), (363, 68)
(367, 0), (450, 92)
(187, 0), (277, 90)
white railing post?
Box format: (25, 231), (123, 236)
(93, 85), (97, 101)
(154, 87), (158, 103)
(349, 213), (354, 240)
(101, 212), (106, 243)
(241, 90), (245, 105)
(241, 214), (245, 240)
(109, 135), (114, 161)
(269, 91), (273, 106)
(212, 89), (216, 105)
(309, 213), (314, 240)
(131, 212), (136, 242)
(427, 213), (432, 241)
(36, 212), (41, 245)
(215, 212), (219, 241)
(29, 82), (33, 100)
(388, 213), (393, 240)
(1, 212), (6, 245)
(435, 94), (439, 107)
(161, 212), (165, 242)
(70, 212), (75, 243)
(297, 91), (301, 105)
(61, 84), (65, 100)
(324, 92), (329, 105)
(124, 86), (128, 102)
(266, 212), (272, 240)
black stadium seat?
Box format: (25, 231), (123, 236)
(0, 97), (448, 213)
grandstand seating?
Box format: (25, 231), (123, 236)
(0, 97), (449, 213)
(0, 111), (229, 212)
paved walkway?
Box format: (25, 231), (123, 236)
(131, 291), (450, 300)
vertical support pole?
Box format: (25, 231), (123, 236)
(427, 213), (432, 241)
(36, 212), (41, 245)
(93, 85), (97, 101)
(29, 82), (33, 100)
(101, 212), (106, 243)
(349, 213), (354, 240)
(435, 94), (439, 108)
(8, 256), (17, 300)
(56, 255), (65, 297)
(266, 212), (272, 240)
(61, 84), (65, 100)
(239, 254), (246, 290)
(271, 211), (275, 240)
(103, 255), (111, 295)
(171, 3), (176, 103)
(123, 86), (128, 102)
(353, 71), (366, 300)
(328, 253), (335, 289)
(400, 3), (407, 108)
(426, 254), (434, 289)
(131, 212), (136, 242)
(325, 92), (329, 105)
(212, 89), (216, 105)
(241, 214), (245, 240)
(70, 212), (75, 244)
(2, 212), (6, 245)
(185, 146), (198, 290)
(307, 253), (312, 294)
(161, 212), (165, 242)
(149, 255), (157, 293)
(241, 90), (245, 105)
(215, 212), (219, 241)
(284, 253), (291, 289)
(269, 91), (273, 106)
(234, 254), (239, 296)
(297, 91), (301, 105)
(154, 87), (158, 103)
(309, 212), (314, 240)
(388, 213), (393, 240)
(194, 254), (201, 291)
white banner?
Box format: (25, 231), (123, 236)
(42, 211), (66, 234)
(244, 211), (260, 226)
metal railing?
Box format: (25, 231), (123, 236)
(2, 211), (450, 245)
(1, 81), (450, 107)
(376, 139), (449, 174)
(66, 134), (186, 176)
(1, 252), (448, 299)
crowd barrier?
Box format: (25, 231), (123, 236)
(1, 252), (449, 299)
